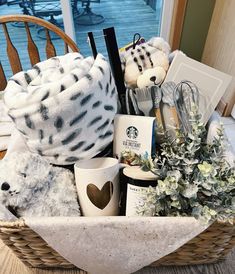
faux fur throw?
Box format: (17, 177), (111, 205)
(3, 53), (118, 165)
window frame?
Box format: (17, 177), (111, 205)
(160, 0), (175, 42)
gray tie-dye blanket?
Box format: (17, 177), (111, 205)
(3, 53), (118, 165)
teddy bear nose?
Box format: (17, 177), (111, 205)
(150, 76), (156, 82)
(1, 182), (10, 191)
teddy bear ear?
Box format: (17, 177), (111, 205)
(147, 37), (171, 55)
(16, 152), (51, 176)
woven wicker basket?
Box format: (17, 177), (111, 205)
(0, 218), (234, 269)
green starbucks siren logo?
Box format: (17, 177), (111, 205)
(126, 126), (138, 139)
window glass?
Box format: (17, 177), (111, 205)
(0, 0), (164, 79)
(71, 0), (163, 56)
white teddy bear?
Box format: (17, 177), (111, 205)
(0, 152), (81, 218)
(121, 37), (171, 89)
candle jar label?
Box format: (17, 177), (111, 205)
(126, 184), (154, 216)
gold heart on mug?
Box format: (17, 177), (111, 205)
(86, 181), (113, 210)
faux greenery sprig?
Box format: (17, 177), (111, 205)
(121, 108), (235, 223)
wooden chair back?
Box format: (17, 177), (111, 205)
(0, 14), (79, 91)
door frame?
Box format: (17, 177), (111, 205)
(167, 0), (188, 49)
(60, 0), (76, 43)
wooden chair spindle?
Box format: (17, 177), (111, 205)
(0, 61), (7, 91)
(24, 22), (40, 66)
(2, 23), (22, 74)
(45, 28), (56, 58)
(64, 42), (69, 54)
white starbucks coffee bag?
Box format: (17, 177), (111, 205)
(113, 115), (156, 160)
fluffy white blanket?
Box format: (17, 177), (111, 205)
(3, 53), (118, 165)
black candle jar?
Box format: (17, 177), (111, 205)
(122, 166), (158, 216)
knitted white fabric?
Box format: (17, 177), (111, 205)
(0, 99), (14, 150)
(3, 53), (118, 165)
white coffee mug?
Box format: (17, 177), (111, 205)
(75, 157), (125, 216)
